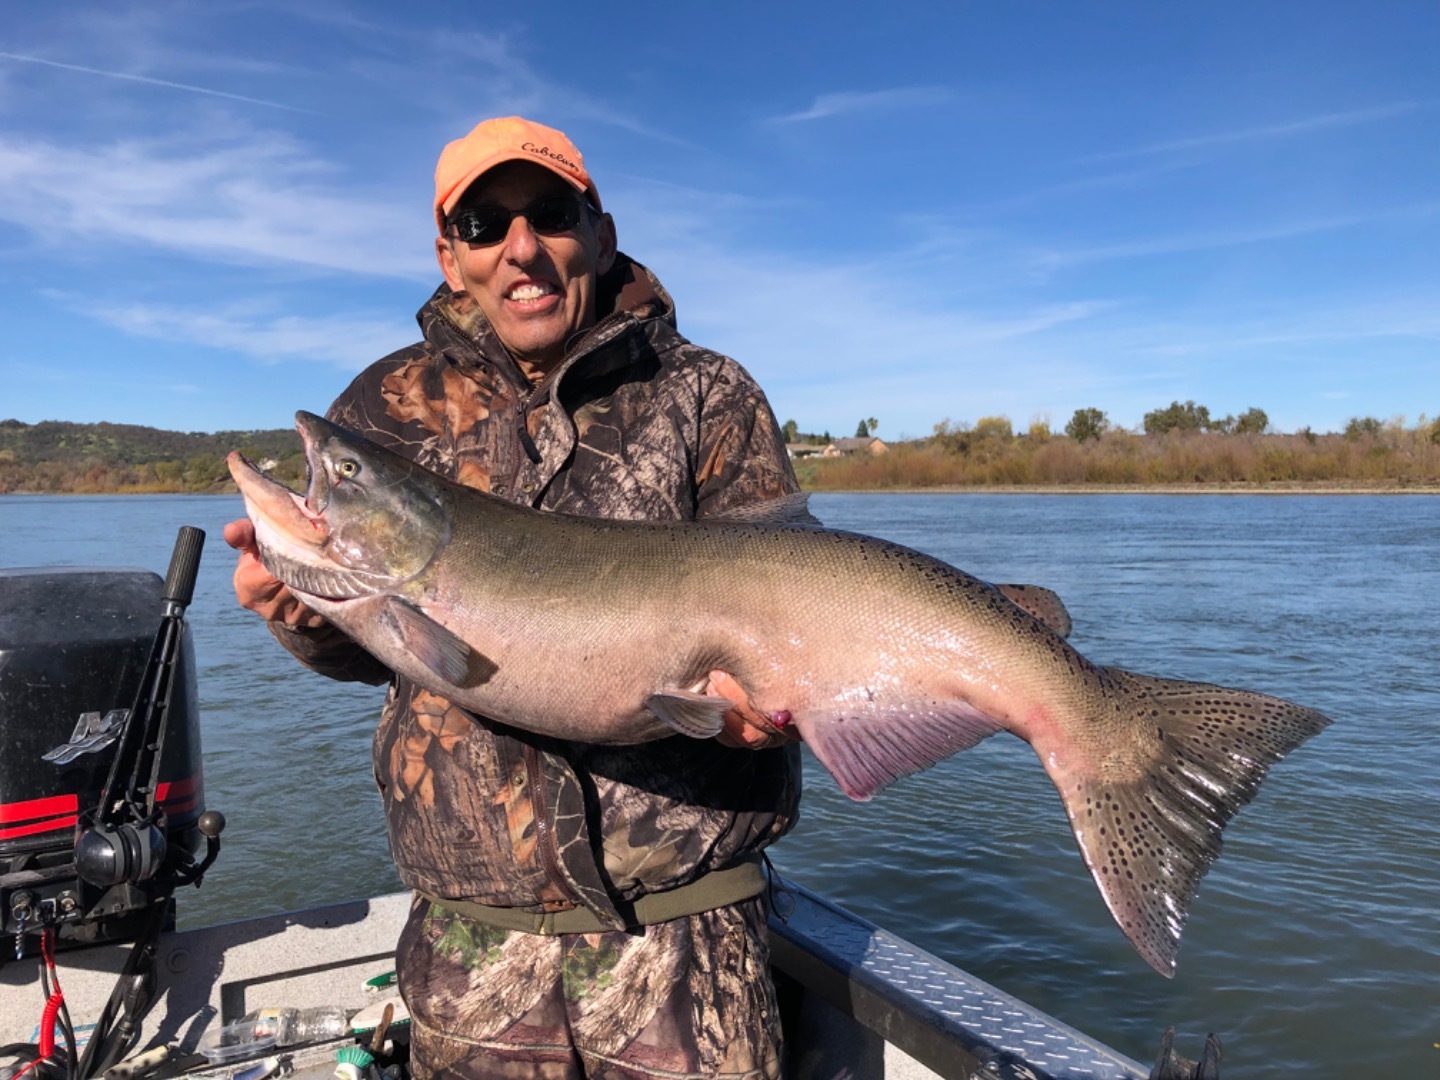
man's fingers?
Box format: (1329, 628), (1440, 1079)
(224, 518), (325, 628)
(223, 518), (256, 552)
(706, 670), (799, 749)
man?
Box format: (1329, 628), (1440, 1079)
(225, 117), (804, 1079)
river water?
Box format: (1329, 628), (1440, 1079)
(1, 493), (1434, 1076)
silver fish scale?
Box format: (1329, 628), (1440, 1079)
(769, 881), (1149, 1079)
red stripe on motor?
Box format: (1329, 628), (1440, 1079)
(0, 775), (200, 839)
(0, 814), (78, 841)
(0, 793), (79, 825)
(155, 776), (199, 800)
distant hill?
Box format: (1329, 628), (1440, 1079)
(0, 419), (304, 494)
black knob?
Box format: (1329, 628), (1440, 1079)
(163, 526), (206, 608)
(197, 810), (226, 838)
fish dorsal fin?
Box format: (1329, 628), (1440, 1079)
(994, 583), (1073, 639)
(702, 491), (819, 526)
(378, 597), (497, 688)
(645, 689), (731, 739)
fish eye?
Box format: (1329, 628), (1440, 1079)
(337, 459), (361, 479)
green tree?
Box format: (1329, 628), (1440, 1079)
(972, 415), (1013, 441)
(1234, 407), (1270, 435)
(1143, 400), (1211, 435)
(1065, 407), (1109, 443)
(781, 419), (798, 444)
(1344, 416), (1383, 440)
(855, 420), (870, 438)
(931, 418), (971, 454)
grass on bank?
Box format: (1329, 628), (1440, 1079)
(795, 421), (1440, 491)
(3, 416), (1439, 494)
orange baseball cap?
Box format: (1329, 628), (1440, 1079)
(434, 116), (601, 233)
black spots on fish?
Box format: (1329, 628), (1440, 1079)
(1071, 771), (1214, 975)
(1059, 669), (1331, 975)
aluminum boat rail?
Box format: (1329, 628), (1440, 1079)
(770, 880), (1150, 1079)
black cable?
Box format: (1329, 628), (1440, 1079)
(73, 904), (165, 1079)
(55, 999), (76, 1080)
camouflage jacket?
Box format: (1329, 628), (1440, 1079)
(271, 255), (803, 927)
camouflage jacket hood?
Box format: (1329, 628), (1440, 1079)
(273, 254), (803, 925)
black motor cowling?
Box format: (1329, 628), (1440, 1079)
(0, 567), (205, 955)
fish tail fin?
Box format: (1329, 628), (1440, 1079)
(1048, 669), (1330, 977)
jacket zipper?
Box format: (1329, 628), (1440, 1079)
(523, 743), (581, 905)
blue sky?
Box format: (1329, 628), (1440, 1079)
(1, 2), (1436, 439)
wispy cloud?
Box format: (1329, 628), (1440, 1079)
(0, 51), (316, 113)
(1134, 300), (1440, 358)
(88, 302), (417, 370)
(768, 86), (954, 125)
(1032, 200), (1440, 269)
(0, 131), (433, 277)
(1081, 102), (1426, 163)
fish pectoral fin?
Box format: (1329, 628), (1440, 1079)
(644, 690), (731, 739)
(994, 583), (1073, 639)
(377, 597), (497, 688)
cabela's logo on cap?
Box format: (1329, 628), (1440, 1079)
(522, 142), (581, 177)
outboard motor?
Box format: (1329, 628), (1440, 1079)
(0, 529), (224, 1077)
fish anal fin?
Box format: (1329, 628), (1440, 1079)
(378, 597), (497, 688)
(645, 690), (731, 739)
(994, 583), (1073, 639)
(1048, 668), (1331, 976)
(798, 704), (1002, 802)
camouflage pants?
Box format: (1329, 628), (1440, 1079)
(396, 894), (783, 1079)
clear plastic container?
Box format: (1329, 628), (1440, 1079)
(243, 1005), (351, 1046)
(196, 1020), (278, 1064)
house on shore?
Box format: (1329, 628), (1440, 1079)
(823, 436), (889, 457)
(785, 442), (829, 459)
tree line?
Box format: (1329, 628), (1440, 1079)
(0, 419), (306, 494)
(2, 404), (1437, 494)
(792, 402), (1440, 490)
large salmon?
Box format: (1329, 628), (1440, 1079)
(229, 412), (1329, 976)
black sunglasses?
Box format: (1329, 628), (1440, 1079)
(447, 195), (592, 246)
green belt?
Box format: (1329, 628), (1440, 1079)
(420, 854), (767, 935)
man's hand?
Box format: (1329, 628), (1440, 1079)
(706, 670), (800, 750)
(223, 519), (328, 628)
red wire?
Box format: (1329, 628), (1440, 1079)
(40, 927), (63, 997)
(29, 928), (66, 1070)
(5, 928), (68, 1079)
(36, 991), (62, 1058)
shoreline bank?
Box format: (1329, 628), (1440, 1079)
(801, 482), (1440, 496)
(4, 482), (1440, 497)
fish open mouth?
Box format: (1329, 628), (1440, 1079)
(226, 439), (399, 602)
(226, 451), (331, 549)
